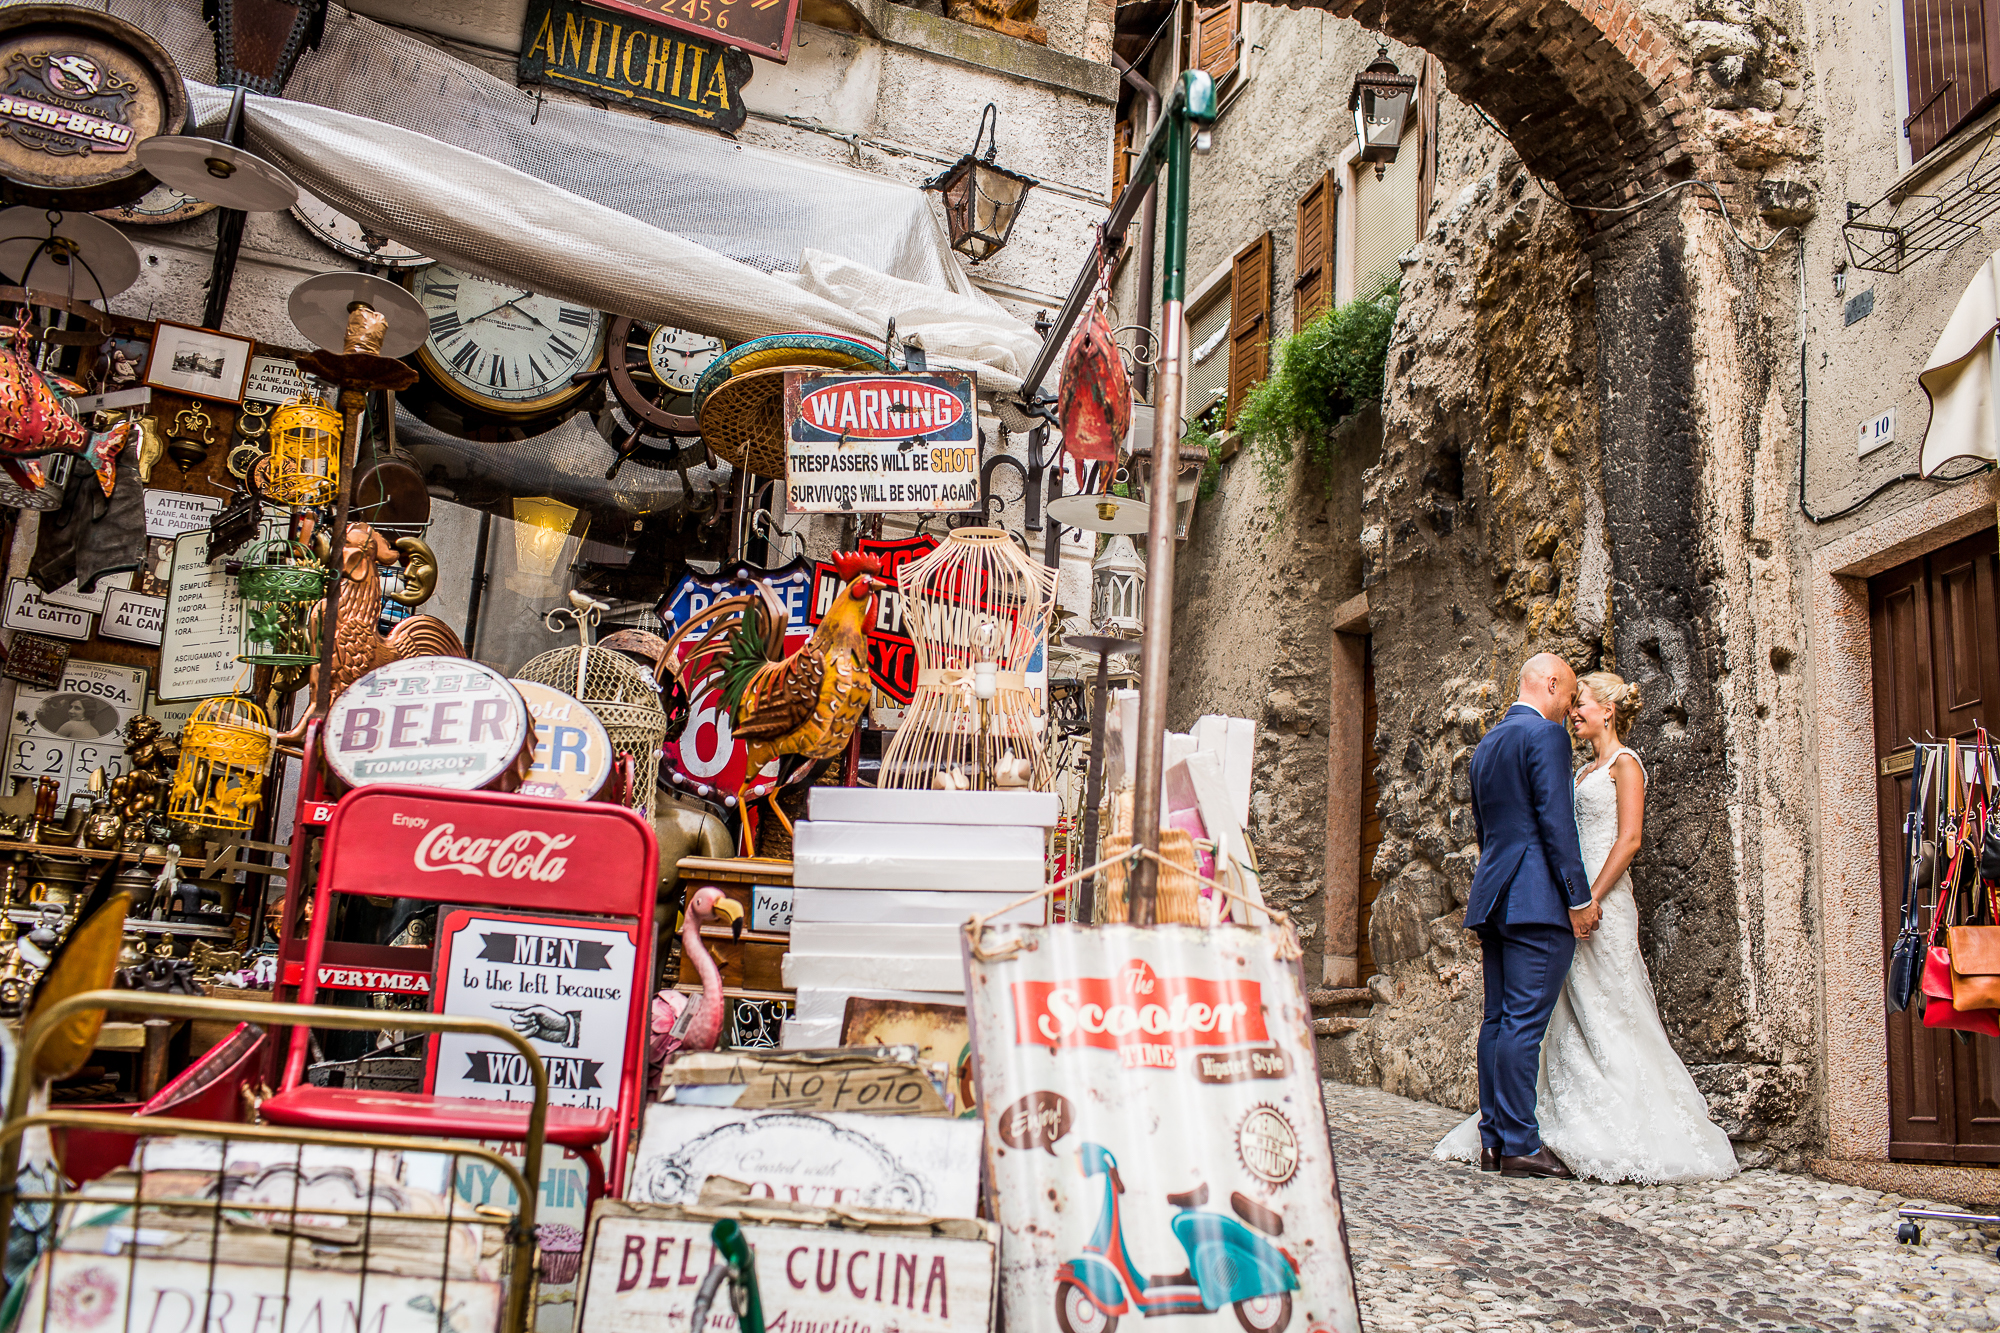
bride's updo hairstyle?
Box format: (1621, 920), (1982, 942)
(1577, 671), (1641, 739)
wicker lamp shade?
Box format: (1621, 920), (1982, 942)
(266, 400), (342, 505)
(169, 696), (274, 831)
(880, 527), (1059, 791)
(515, 640), (668, 817)
(692, 333), (893, 478)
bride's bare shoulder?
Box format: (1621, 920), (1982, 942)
(1610, 749), (1647, 785)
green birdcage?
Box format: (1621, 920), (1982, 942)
(235, 538), (329, 667)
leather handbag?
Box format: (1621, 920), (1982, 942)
(1948, 922), (2000, 1011)
(1889, 748), (1935, 1011)
(1922, 800), (2000, 1036)
(0, 315), (86, 459)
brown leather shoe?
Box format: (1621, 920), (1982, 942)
(1499, 1147), (1574, 1179)
(1479, 1147), (1498, 1172)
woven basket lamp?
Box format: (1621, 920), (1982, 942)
(517, 631), (669, 817)
(169, 696), (275, 831)
(692, 333), (893, 477)
(265, 398), (342, 505)
(235, 538), (331, 667)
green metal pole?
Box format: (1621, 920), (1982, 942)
(713, 1218), (764, 1333)
(1128, 70), (1214, 923)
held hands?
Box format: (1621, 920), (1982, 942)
(1568, 900), (1602, 940)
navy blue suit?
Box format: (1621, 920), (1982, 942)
(1466, 704), (1592, 1158)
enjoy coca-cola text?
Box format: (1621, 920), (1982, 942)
(414, 823), (574, 882)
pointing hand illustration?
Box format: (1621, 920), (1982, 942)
(493, 1003), (581, 1047)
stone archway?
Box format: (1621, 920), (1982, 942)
(1270, 0), (1697, 206)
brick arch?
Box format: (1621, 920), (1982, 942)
(1271, 0), (1697, 206)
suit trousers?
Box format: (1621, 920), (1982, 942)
(1475, 916), (1576, 1158)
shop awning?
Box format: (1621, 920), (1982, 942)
(1919, 249), (2000, 475)
(87, 0), (1041, 390)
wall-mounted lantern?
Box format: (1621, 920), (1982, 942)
(924, 104), (1039, 263)
(1093, 532), (1146, 636)
(1350, 45), (1416, 180)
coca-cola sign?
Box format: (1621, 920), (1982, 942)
(413, 824), (576, 882)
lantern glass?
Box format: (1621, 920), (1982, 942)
(1350, 52), (1417, 165)
(170, 695), (274, 831)
(267, 399), (342, 505)
(933, 157), (1038, 262)
(1092, 533), (1146, 635)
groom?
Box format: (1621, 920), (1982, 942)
(1465, 653), (1600, 1180)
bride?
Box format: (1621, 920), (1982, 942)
(1435, 671), (1738, 1185)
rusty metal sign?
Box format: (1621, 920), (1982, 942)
(962, 922), (1362, 1333)
(520, 0), (752, 132)
(575, 0), (802, 63)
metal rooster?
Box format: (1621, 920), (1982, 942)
(278, 522), (462, 732)
(661, 551), (888, 856)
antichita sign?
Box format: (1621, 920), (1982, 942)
(520, 0), (752, 133)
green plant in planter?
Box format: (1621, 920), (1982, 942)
(1183, 415), (1224, 500)
(1235, 279), (1399, 492)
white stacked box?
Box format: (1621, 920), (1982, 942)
(780, 789), (1054, 1050)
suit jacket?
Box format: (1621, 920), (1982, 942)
(1465, 704), (1591, 930)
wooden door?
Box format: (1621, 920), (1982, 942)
(1871, 528), (2000, 1161)
(1357, 638), (1381, 977)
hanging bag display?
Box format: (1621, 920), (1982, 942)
(1888, 746), (1936, 1012)
(0, 313), (88, 459)
(1922, 743), (2000, 1036)
(1948, 731), (2000, 1012)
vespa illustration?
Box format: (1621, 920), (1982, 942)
(1055, 1141), (1299, 1333)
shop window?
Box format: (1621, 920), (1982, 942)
(1904, 0), (2000, 160)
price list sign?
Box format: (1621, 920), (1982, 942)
(159, 528), (248, 701)
(6, 659), (147, 802)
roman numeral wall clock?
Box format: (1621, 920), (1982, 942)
(404, 263), (608, 425)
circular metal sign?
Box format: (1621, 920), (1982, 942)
(511, 679), (615, 802)
(325, 657), (531, 792)
(0, 7), (188, 210)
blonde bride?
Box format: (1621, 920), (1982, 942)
(1436, 672), (1738, 1184)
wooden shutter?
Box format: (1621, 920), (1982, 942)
(1293, 171), (1338, 333)
(1416, 55), (1441, 237)
(1192, 0), (1240, 83)
(1225, 231), (1271, 425)
(1111, 117), (1133, 203)
(1905, 0), (1992, 159)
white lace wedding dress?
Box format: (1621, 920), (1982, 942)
(1434, 746), (1739, 1184)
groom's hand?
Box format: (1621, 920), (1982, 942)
(1569, 901), (1601, 939)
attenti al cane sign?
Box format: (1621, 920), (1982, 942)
(963, 923), (1363, 1333)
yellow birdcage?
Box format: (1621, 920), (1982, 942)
(267, 398), (342, 505)
(168, 695), (275, 831)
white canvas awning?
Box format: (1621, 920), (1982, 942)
(1919, 249), (2000, 475)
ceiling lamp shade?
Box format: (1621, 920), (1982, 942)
(1350, 45), (1416, 180)
(924, 104), (1038, 263)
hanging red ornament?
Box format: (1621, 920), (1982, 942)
(1058, 304), (1131, 464)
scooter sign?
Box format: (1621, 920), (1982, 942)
(1011, 962), (1268, 1051)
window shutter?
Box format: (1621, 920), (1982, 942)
(1111, 117), (1133, 203)
(1192, 0), (1240, 83)
(1416, 55), (1441, 235)
(1293, 171), (1338, 333)
(1905, 0), (1990, 158)
(1226, 230), (1271, 426)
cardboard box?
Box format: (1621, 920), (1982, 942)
(792, 821), (1044, 891)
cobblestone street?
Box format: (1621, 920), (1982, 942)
(1324, 1083), (2000, 1331)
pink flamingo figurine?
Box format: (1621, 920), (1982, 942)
(650, 886), (745, 1073)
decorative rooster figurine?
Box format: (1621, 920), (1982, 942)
(279, 522), (462, 736)
(661, 551), (889, 856)
(650, 885), (745, 1076)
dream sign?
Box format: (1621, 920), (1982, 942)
(785, 370), (978, 514)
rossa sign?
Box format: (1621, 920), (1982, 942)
(795, 377), (967, 441)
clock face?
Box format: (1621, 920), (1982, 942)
(292, 189), (429, 269)
(410, 265), (608, 416)
(647, 326), (725, 394)
(95, 183), (215, 226)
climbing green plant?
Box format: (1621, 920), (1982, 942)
(1182, 415), (1224, 500)
(1235, 279), (1399, 493)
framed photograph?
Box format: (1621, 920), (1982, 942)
(142, 321), (253, 403)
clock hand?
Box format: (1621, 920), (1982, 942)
(461, 290), (537, 327)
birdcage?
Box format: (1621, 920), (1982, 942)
(234, 538), (330, 667)
(266, 399), (343, 505)
(517, 627), (667, 817)
(169, 695), (274, 831)
(881, 527), (1059, 790)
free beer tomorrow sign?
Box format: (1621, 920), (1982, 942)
(784, 370), (979, 514)
(324, 658), (531, 791)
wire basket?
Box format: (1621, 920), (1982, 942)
(168, 696), (274, 831)
(236, 540), (328, 667)
(515, 642), (666, 817)
(266, 399), (342, 505)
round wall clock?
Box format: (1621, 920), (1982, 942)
(293, 189), (428, 268)
(407, 263), (608, 419)
(649, 326), (725, 395)
(95, 182), (214, 226)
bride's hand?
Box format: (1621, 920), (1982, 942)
(1569, 900), (1602, 939)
